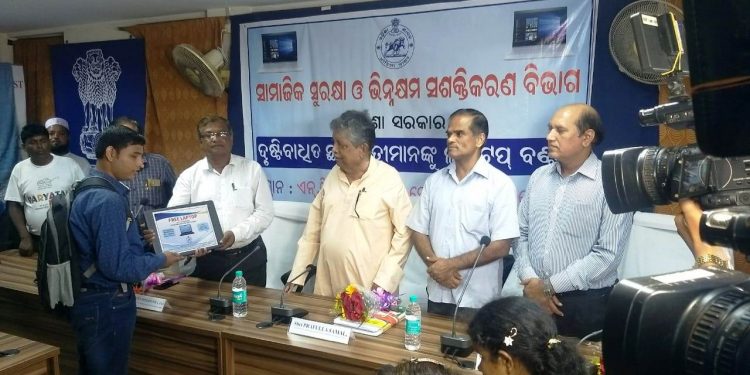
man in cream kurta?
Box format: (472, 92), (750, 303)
(288, 110), (412, 296)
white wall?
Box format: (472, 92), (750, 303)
(64, 27), (130, 44)
(0, 33), (12, 63)
(9, 1), (376, 43)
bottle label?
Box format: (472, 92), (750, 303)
(405, 316), (421, 334)
(232, 289), (247, 304)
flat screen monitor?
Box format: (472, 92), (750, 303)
(512, 7), (567, 47)
(262, 32), (298, 63)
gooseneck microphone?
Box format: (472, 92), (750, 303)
(440, 235), (492, 357)
(271, 264), (316, 324)
(208, 244), (262, 321)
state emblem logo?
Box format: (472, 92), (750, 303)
(375, 18), (415, 69)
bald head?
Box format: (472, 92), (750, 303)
(555, 103), (604, 146)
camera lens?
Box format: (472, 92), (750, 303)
(602, 147), (676, 213)
(679, 287), (750, 375)
(604, 271), (750, 375)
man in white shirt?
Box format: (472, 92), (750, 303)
(45, 117), (91, 174)
(4, 124), (85, 256)
(168, 115), (274, 285)
(407, 108), (519, 318)
(515, 103), (633, 338)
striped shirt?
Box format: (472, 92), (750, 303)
(124, 153), (177, 214)
(515, 152), (633, 293)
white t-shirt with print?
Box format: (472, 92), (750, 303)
(4, 155), (86, 235)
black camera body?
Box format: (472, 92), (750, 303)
(602, 145), (750, 215)
(603, 267), (750, 375)
(601, 2), (750, 374)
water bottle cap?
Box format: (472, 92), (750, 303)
(235, 270), (243, 277)
(409, 295), (417, 302)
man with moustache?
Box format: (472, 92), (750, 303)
(286, 110), (412, 296)
(407, 108), (519, 318)
(169, 115), (274, 285)
(4, 124), (84, 256)
(514, 103), (633, 338)
(45, 117), (91, 173)
(69, 126), (183, 374)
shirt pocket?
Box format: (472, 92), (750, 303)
(233, 187), (256, 210)
(560, 199), (600, 236)
(353, 193), (385, 221)
(460, 203), (489, 237)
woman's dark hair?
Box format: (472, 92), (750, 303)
(377, 359), (457, 375)
(469, 297), (587, 375)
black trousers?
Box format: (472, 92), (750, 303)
(554, 285), (613, 339)
(192, 236), (267, 287)
(0, 208), (20, 251)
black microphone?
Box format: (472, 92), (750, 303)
(208, 244), (262, 321)
(440, 235), (491, 358)
(270, 264), (316, 324)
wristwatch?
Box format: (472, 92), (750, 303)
(694, 254), (728, 269)
(542, 278), (555, 298)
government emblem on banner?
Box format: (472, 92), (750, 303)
(51, 39), (145, 162)
(73, 49), (122, 159)
(375, 18), (415, 69)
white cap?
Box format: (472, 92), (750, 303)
(44, 117), (69, 130)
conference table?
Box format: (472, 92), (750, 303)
(0, 250), (478, 374)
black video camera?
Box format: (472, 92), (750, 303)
(602, 145), (750, 215)
(604, 267), (750, 375)
(601, 0), (750, 255)
(602, 1), (750, 374)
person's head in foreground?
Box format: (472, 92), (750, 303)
(469, 297), (587, 375)
(377, 358), (457, 375)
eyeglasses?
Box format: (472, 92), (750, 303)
(354, 187), (366, 218)
(199, 131), (231, 140)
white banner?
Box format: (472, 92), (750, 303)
(240, 0), (593, 202)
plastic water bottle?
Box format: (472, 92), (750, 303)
(404, 295), (421, 350)
(232, 270), (247, 318)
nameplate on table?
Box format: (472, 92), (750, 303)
(136, 294), (169, 312)
(288, 317), (352, 344)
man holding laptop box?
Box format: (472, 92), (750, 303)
(167, 115), (275, 286)
(69, 126), (183, 375)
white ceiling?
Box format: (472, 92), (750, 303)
(1, 0), (367, 36)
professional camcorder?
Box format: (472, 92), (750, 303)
(601, 0), (750, 256)
(602, 1), (750, 374)
(604, 267), (750, 375)
(602, 145), (750, 214)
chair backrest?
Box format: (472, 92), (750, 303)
(280, 267), (317, 293)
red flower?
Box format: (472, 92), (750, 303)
(341, 290), (366, 321)
(334, 284), (373, 323)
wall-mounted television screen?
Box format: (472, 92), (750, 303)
(512, 7), (567, 47)
(262, 32), (298, 63)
